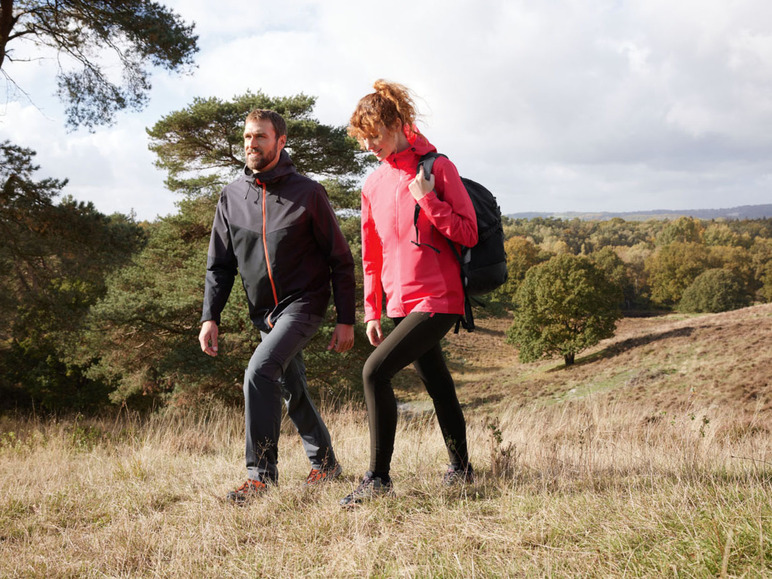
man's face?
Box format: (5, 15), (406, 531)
(244, 118), (286, 172)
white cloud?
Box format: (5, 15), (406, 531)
(2, 0), (772, 219)
(0, 100), (177, 220)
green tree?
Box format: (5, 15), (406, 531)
(494, 236), (551, 304)
(703, 222), (742, 247)
(590, 247), (634, 308)
(708, 245), (754, 299)
(656, 216), (704, 246)
(76, 195), (250, 407)
(728, 218), (772, 245)
(146, 91), (372, 197)
(760, 262), (772, 303)
(750, 238), (772, 302)
(507, 254), (622, 366)
(614, 243), (654, 310)
(589, 217), (651, 249)
(81, 93), (372, 407)
(558, 218), (594, 254)
(679, 269), (750, 313)
(0, 141), (145, 410)
(0, 141), (69, 333)
(645, 242), (713, 308)
(1, 0), (198, 129)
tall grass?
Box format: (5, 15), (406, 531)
(1, 398), (770, 577)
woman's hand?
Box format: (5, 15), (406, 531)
(366, 319), (384, 347)
(408, 165), (435, 201)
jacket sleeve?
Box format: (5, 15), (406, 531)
(361, 190), (384, 323)
(310, 186), (356, 325)
(416, 156), (478, 247)
(201, 193), (237, 324)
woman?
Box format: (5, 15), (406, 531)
(341, 80), (478, 506)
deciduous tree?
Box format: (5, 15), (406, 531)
(507, 254), (622, 366)
(656, 216), (704, 246)
(494, 236), (551, 303)
(645, 242), (714, 307)
(679, 269), (750, 313)
(751, 238), (772, 302)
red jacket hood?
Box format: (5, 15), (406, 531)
(384, 127), (436, 168)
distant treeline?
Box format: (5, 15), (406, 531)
(509, 203), (772, 222)
(492, 215), (772, 314)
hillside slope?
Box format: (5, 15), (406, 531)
(438, 303), (772, 422)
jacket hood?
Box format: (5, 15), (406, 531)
(243, 149), (297, 184)
(385, 127), (436, 168)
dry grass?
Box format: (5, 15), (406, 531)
(1, 305), (771, 577)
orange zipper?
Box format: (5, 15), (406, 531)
(258, 180), (278, 327)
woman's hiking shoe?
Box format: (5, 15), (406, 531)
(227, 478), (269, 504)
(305, 462), (343, 485)
(340, 474), (393, 507)
(443, 464), (475, 486)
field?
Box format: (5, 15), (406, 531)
(1, 304), (771, 577)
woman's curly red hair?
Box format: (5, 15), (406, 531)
(348, 80), (420, 145)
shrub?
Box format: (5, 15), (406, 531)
(679, 269), (750, 313)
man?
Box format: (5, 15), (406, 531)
(199, 109), (356, 503)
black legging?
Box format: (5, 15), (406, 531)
(362, 311), (469, 475)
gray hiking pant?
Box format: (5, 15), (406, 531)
(243, 312), (336, 482)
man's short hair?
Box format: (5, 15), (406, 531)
(246, 109), (287, 138)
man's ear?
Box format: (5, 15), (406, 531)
(278, 134), (287, 149)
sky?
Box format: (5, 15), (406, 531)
(2, 0), (772, 221)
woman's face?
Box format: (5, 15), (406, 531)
(362, 123), (402, 162)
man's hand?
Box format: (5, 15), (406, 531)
(365, 320), (383, 347)
(199, 320), (219, 357)
(327, 323), (354, 353)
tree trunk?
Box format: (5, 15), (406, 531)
(0, 0), (16, 70)
(564, 352), (575, 366)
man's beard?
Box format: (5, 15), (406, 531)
(246, 143), (279, 172)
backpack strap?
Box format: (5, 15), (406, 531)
(418, 152), (441, 176)
(416, 152), (475, 333)
(411, 153), (443, 254)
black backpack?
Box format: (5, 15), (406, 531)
(415, 152), (508, 332)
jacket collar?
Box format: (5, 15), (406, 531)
(243, 149), (296, 184)
(385, 127), (436, 169)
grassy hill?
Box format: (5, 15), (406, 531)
(1, 305), (770, 576)
(443, 303), (772, 422)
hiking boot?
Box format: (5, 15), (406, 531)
(305, 462), (343, 485)
(226, 478), (269, 504)
(340, 473), (393, 507)
(443, 464), (475, 486)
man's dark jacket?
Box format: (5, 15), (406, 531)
(201, 150), (356, 332)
